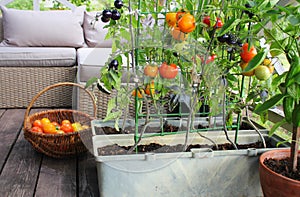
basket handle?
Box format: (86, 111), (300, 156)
(24, 82), (97, 128)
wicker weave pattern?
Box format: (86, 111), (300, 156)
(23, 82), (97, 158)
(0, 66), (76, 108)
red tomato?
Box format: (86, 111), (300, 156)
(31, 126), (43, 133)
(33, 119), (43, 129)
(240, 43), (257, 63)
(198, 54), (217, 64)
(159, 62), (179, 79)
(214, 17), (223, 29)
(176, 9), (187, 21)
(60, 123), (74, 133)
(203, 16), (210, 27)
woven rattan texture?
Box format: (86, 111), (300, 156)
(24, 109), (94, 158)
(0, 66), (76, 108)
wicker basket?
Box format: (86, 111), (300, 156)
(23, 82), (97, 158)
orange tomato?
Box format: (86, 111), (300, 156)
(240, 61), (255, 76)
(61, 120), (71, 125)
(43, 123), (57, 134)
(171, 27), (188, 41)
(165, 12), (177, 27)
(178, 13), (196, 33)
(144, 64), (158, 78)
(41, 117), (51, 126)
(132, 88), (144, 98)
(60, 123), (74, 133)
(145, 81), (155, 96)
(52, 121), (60, 130)
(31, 126), (43, 133)
(33, 119), (43, 129)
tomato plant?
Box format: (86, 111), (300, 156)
(159, 62), (178, 79)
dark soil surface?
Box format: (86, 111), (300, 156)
(263, 157), (300, 181)
(98, 141), (268, 156)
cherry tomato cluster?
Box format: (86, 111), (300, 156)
(31, 118), (89, 135)
(96, 0), (123, 23)
(166, 9), (196, 40)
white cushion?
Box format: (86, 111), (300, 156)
(83, 11), (112, 48)
(77, 48), (112, 82)
(0, 47), (76, 67)
(0, 6), (86, 47)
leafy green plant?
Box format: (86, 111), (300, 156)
(253, 1), (300, 172)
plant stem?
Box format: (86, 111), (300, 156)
(222, 91), (238, 150)
(290, 126), (300, 172)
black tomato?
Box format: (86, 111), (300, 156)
(101, 16), (110, 23)
(109, 59), (119, 70)
(102, 9), (112, 19)
(217, 34), (229, 43)
(111, 10), (121, 20)
(114, 0), (123, 9)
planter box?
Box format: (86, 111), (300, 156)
(91, 119), (287, 197)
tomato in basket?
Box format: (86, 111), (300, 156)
(43, 123), (57, 134)
(33, 120), (43, 129)
(60, 123), (74, 133)
(31, 126), (43, 133)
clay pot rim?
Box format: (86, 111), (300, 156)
(259, 148), (300, 184)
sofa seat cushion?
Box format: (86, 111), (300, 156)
(77, 47), (112, 82)
(0, 47), (76, 67)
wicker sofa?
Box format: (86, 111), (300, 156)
(0, 6), (113, 115)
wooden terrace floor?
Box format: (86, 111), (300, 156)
(0, 108), (99, 197)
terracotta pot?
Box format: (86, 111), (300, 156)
(259, 149), (300, 197)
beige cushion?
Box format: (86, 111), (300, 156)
(83, 11), (112, 48)
(0, 6), (86, 47)
(77, 47), (112, 82)
(0, 47), (76, 67)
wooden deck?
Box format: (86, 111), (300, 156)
(0, 109), (99, 197)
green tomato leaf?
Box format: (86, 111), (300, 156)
(106, 98), (117, 117)
(244, 50), (268, 72)
(287, 15), (300, 26)
(85, 77), (98, 88)
(217, 18), (241, 36)
(269, 119), (287, 136)
(254, 93), (285, 114)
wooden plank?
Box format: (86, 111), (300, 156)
(78, 153), (99, 196)
(0, 109), (5, 117)
(35, 156), (77, 197)
(0, 127), (43, 197)
(0, 109), (26, 172)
